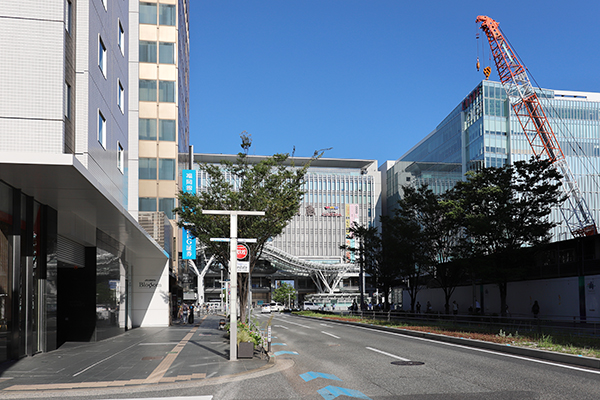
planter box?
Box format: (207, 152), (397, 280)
(238, 342), (254, 359)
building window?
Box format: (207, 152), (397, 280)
(139, 41), (157, 63)
(117, 141), (124, 173)
(159, 198), (175, 219)
(159, 119), (176, 141)
(139, 197), (157, 211)
(65, 82), (71, 119)
(98, 36), (107, 77)
(159, 80), (175, 102)
(139, 118), (157, 140)
(117, 79), (124, 113)
(140, 2), (157, 24)
(159, 4), (176, 26)
(139, 79), (157, 101)
(66, 0), (73, 34)
(139, 158), (157, 179)
(98, 110), (106, 148)
(158, 159), (175, 180)
(118, 20), (125, 55)
(158, 42), (174, 64)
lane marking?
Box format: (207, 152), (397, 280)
(347, 324), (600, 376)
(274, 325), (289, 330)
(322, 331), (340, 339)
(317, 385), (372, 400)
(366, 346), (410, 361)
(275, 319), (313, 329)
(320, 323), (332, 327)
(273, 351), (298, 356)
(300, 371), (342, 382)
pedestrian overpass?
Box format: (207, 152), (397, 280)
(261, 243), (358, 294)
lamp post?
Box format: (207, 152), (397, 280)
(202, 210), (265, 360)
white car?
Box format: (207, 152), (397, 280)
(261, 304), (271, 313)
(270, 302), (284, 312)
(302, 301), (320, 311)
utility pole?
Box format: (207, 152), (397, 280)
(202, 210), (264, 360)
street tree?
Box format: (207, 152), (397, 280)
(447, 157), (564, 315)
(272, 282), (297, 309)
(175, 133), (324, 322)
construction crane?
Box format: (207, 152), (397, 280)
(476, 15), (597, 237)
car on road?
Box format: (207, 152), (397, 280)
(261, 304), (271, 313)
(302, 301), (320, 311)
(270, 302), (284, 312)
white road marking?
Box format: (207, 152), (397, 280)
(274, 324), (289, 329)
(274, 319), (313, 329)
(322, 331), (341, 339)
(349, 324), (600, 376)
(320, 323), (332, 327)
(366, 346), (411, 361)
(100, 397), (213, 400)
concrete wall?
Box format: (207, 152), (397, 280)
(131, 258), (170, 327)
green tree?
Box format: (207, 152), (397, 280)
(272, 282), (297, 309)
(175, 133), (323, 322)
(447, 157), (564, 315)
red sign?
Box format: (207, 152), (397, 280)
(237, 244), (249, 260)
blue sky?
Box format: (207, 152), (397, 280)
(189, 1), (600, 166)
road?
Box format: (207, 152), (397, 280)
(9, 313), (600, 400)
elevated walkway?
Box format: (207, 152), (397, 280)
(262, 243), (358, 294)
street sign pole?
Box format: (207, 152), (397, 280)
(202, 210), (265, 361)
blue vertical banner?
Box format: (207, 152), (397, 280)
(182, 169), (197, 260)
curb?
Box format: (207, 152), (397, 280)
(298, 315), (600, 370)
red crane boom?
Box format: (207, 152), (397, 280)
(476, 15), (597, 237)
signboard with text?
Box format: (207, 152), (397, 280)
(181, 169), (197, 260)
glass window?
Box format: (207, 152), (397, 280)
(159, 119), (176, 141)
(139, 158), (157, 179)
(140, 2), (157, 24)
(139, 118), (157, 140)
(159, 198), (175, 219)
(118, 20), (125, 54)
(139, 79), (156, 101)
(159, 42), (175, 64)
(65, 82), (71, 119)
(117, 79), (124, 112)
(98, 36), (107, 76)
(117, 141), (124, 173)
(139, 41), (157, 63)
(139, 197), (157, 211)
(66, 0), (72, 34)
(98, 110), (106, 148)
(159, 81), (175, 102)
(159, 159), (175, 180)
(159, 4), (176, 26)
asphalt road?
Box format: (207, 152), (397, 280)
(6, 313), (600, 399)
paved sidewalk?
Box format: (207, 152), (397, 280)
(0, 315), (269, 393)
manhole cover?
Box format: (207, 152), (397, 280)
(391, 361), (424, 366)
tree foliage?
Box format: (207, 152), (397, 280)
(175, 133), (323, 321)
(272, 282), (297, 308)
(446, 157), (565, 315)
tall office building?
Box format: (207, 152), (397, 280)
(0, 1), (170, 361)
(132, 0), (190, 312)
(194, 154), (382, 304)
(386, 80), (600, 241)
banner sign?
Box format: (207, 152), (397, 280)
(182, 169), (197, 260)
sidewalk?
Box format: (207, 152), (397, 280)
(0, 315), (269, 393)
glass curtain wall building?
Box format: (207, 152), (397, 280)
(390, 80), (600, 241)
(192, 155), (382, 264)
